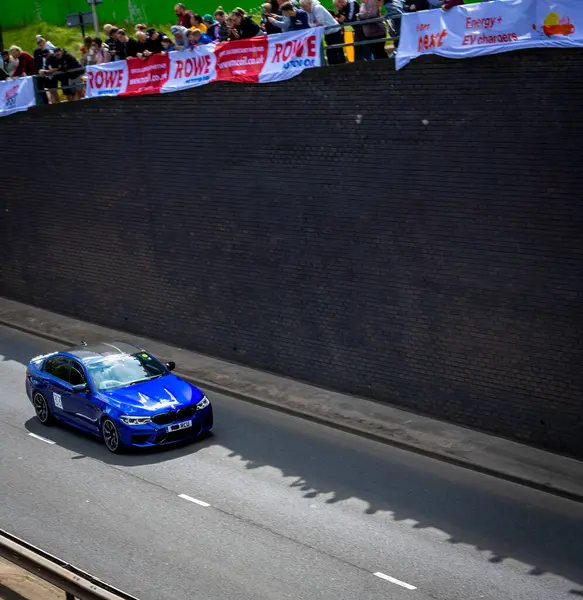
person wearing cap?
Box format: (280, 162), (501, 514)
(204, 13), (225, 41)
(170, 25), (190, 50)
(10, 46), (37, 77)
(42, 46), (84, 102)
(145, 28), (168, 54)
(33, 38), (55, 104)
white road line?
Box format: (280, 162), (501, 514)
(374, 572), (417, 591)
(178, 494), (210, 507)
(28, 433), (56, 445)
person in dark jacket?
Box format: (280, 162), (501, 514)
(405, 0), (430, 10)
(33, 39), (54, 104)
(259, 3), (281, 35)
(105, 26), (121, 60)
(10, 46), (37, 77)
(276, 3), (310, 30)
(145, 28), (168, 54)
(229, 8), (262, 40)
(42, 47), (84, 101)
(116, 29), (141, 59)
(212, 9), (230, 42)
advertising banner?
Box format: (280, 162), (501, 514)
(163, 43), (217, 92)
(396, 0), (583, 70)
(86, 28), (325, 99)
(85, 60), (128, 98)
(215, 36), (269, 83)
(260, 27), (324, 83)
(0, 77), (36, 118)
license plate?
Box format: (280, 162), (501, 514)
(167, 420), (192, 433)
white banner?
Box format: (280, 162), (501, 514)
(85, 61), (129, 97)
(259, 27), (324, 83)
(163, 44), (217, 93)
(396, 0), (583, 70)
(86, 28), (325, 99)
(0, 77), (36, 118)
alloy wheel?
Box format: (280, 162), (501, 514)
(102, 418), (121, 453)
(33, 393), (51, 425)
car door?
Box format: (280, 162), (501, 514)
(43, 355), (73, 420)
(68, 360), (101, 433)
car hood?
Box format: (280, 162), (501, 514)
(98, 374), (204, 414)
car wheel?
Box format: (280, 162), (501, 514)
(33, 392), (53, 425)
(101, 417), (123, 454)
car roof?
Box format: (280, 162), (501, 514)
(62, 340), (143, 363)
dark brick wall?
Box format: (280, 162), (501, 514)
(1, 49), (582, 456)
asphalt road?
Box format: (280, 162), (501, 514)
(1, 325), (583, 600)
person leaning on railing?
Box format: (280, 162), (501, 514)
(39, 46), (84, 103)
(33, 38), (54, 104)
(0, 50), (18, 81)
(359, 0), (389, 59)
(333, 0), (370, 61)
(228, 8), (262, 40)
(300, 0), (346, 64)
(9, 46), (36, 77)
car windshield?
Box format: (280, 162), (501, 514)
(84, 352), (168, 391)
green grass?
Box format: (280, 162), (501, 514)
(3, 21), (178, 58)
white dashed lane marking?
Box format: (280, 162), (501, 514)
(374, 572), (417, 590)
(178, 494), (211, 507)
(28, 433), (55, 445)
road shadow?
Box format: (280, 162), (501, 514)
(4, 326), (583, 593)
(210, 394), (583, 591)
(24, 417), (214, 467)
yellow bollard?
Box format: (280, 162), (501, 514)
(344, 29), (355, 63)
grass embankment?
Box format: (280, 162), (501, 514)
(3, 21), (177, 58)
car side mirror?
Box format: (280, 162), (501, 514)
(166, 361), (176, 372)
(72, 383), (88, 393)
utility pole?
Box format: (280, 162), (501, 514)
(87, 0), (102, 36)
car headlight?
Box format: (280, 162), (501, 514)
(196, 396), (210, 410)
(120, 415), (152, 425)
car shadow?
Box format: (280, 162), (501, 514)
(24, 417), (214, 467)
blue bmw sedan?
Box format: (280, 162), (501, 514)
(25, 341), (213, 453)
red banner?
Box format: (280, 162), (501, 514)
(214, 37), (269, 84)
(120, 53), (170, 97)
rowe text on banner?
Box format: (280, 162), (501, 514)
(85, 27), (325, 99)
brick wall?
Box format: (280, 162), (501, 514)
(1, 49), (582, 456)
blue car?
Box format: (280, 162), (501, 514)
(25, 340), (213, 453)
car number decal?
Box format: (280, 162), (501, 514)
(53, 393), (63, 409)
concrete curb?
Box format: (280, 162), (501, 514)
(2, 316), (582, 505)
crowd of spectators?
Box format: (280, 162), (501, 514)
(0, 0), (481, 102)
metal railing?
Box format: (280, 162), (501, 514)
(24, 13), (404, 106)
(33, 66), (86, 104)
(324, 14), (401, 53)
(0, 529), (140, 600)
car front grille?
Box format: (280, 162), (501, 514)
(151, 411), (178, 425)
(151, 405), (199, 426)
(177, 406), (196, 421)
